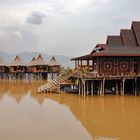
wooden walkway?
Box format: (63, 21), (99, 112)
(38, 75), (74, 93)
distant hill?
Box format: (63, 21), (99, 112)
(0, 51), (74, 68)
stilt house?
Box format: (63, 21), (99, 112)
(9, 55), (26, 79)
(71, 21), (140, 95)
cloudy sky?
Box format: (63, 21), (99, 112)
(0, 0), (140, 56)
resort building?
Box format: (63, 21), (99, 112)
(48, 56), (61, 79)
(71, 21), (140, 96)
(27, 54), (48, 80)
(9, 55), (26, 80)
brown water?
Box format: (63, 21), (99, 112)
(0, 81), (140, 140)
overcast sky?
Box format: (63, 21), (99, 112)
(0, 0), (140, 56)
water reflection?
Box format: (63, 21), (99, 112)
(0, 80), (92, 140)
(46, 92), (140, 140)
(0, 81), (140, 140)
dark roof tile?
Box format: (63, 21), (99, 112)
(132, 21), (140, 46)
(120, 29), (138, 46)
(107, 35), (123, 45)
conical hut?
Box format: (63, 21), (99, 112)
(28, 54), (48, 80)
(48, 56), (61, 73)
(9, 55), (26, 79)
(27, 57), (36, 73)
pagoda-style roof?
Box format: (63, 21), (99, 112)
(131, 21), (140, 46)
(0, 57), (6, 66)
(91, 44), (140, 57)
(71, 54), (91, 60)
(48, 56), (60, 66)
(107, 35), (123, 45)
(120, 29), (138, 46)
(35, 54), (47, 66)
(10, 55), (25, 66)
(71, 21), (140, 60)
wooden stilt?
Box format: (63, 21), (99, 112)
(116, 80), (119, 95)
(81, 83), (83, 96)
(79, 80), (81, 95)
(135, 78), (137, 96)
(102, 78), (105, 96)
(91, 81), (94, 96)
(100, 80), (103, 96)
(98, 81), (100, 96)
(86, 80), (89, 95)
(121, 78), (125, 96)
(84, 81), (86, 96)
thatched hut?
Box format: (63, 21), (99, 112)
(35, 54), (48, 73)
(48, 56), (61, 73)
(27, 57), (36, 73)
(9, 55), (26, 79)
(9, 55), (25, 73)
(27, 54), (48, 80)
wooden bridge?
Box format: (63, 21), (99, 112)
(37, 74), (75, 93)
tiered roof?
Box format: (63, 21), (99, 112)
(72, 21), (140, 60)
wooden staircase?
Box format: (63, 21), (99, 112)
(37, 75), (72, 93)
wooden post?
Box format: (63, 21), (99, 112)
(91, 80), (94, 96)
(81, 60), (82, 69)
(116, 80), (119, 95)
(135, 78), (137, 96)
(102, 78), (105, 96)
(100, 80), (103, 96)
(79, 80), (81, 95)
(75, 60), (77, 68)
(98, 81), (100, 96)
(81, 83), (83, 96)
(121, 78), (125, 96)
(86, 80), (89, 95)
(83, 80), (86, 96)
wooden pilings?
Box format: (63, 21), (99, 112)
(91, 81), (94, 96)
(77, 77), (139, 96)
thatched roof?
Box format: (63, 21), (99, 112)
(35, 54), (47, 66)
(27, 57), (36, 66)
(0, 57), (6, 66)
(48, 56), (60, 66)
(10, 55), (25, 66)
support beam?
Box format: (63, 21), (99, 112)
(100, 80), (103, 96)
(91, 81), (94, 96)
(83, 80), (86, 96)
(79, 80), (81, 95)
(97, 81), (100, 96)
(121, 78), (125, 96)
(116, 80), (119, 95)
(81, 83), (83, 96)
(135, 78), (137, 96)
(102, 78), (105, 96)
(86, 80), (89, 95)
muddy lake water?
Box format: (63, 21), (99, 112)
(0, 80), (140, 140)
